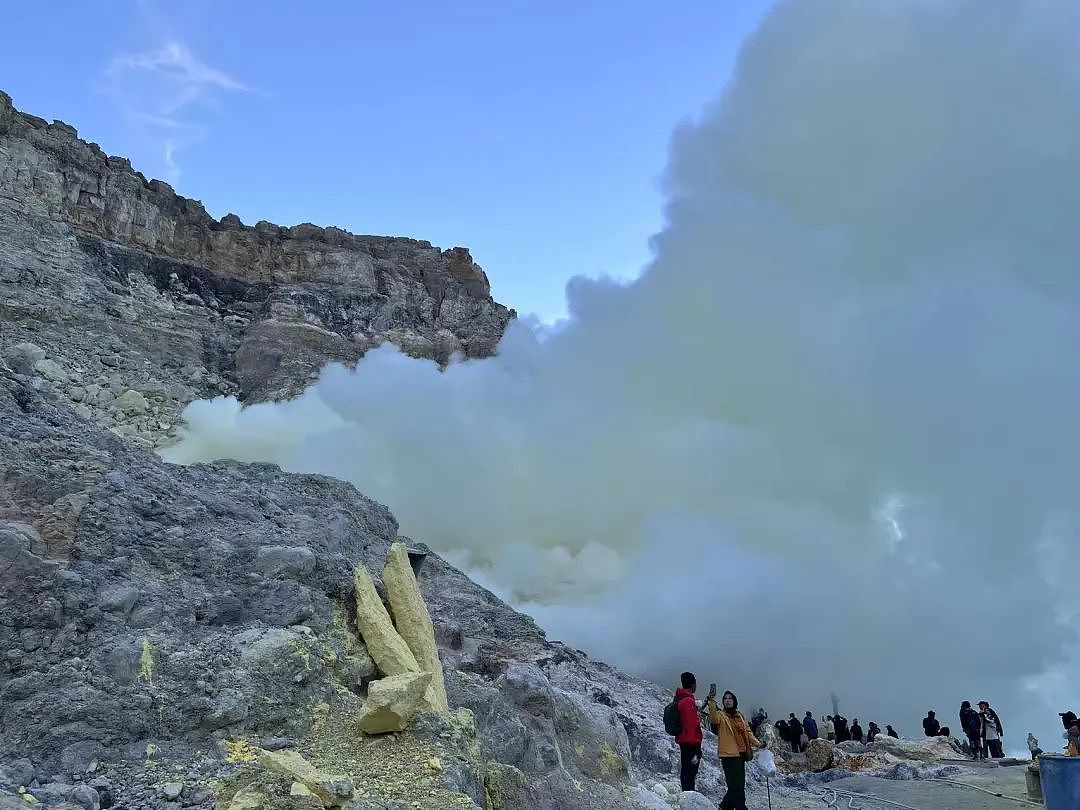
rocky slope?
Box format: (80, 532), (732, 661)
(0, 89), (513, 446)
(0, 93), (718, 809)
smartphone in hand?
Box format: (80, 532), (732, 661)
(708, 683), (717, 699)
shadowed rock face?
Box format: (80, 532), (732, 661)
(0, 89), (514, 442)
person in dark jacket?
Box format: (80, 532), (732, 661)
(787, 714), (804, 752)
(922, 711), (941, 737)
(886, 725), (899, 738)
(959, 701), (982, 759)
(834, 715), (850, 743)
(803, 712), (819, 741)
(674, 672), (703, 790)
(850, 719), (864, 743)
(979, 701), (1004, 759)
(1061, 711), (1080, 756)
(866, 722), (881, 743)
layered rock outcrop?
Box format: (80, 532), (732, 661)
(0, 90), (513, 444)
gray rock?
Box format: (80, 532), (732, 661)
(160, 782), (182, 800)
(33, 358), (68, 383)
(3, 343), (45, 375)
(114, 390), (147, 414)
(201, 690), (250, 729)
(255, 545), (316, 578)
(0, 759), (34, 788)
(69, 784), (100, 810)
(679, 792), (714, 810)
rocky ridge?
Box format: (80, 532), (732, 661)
(0, 92), (726, 809)
(0, 89), (513, 446)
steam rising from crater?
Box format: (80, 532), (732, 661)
(166, 0), (1080, 745)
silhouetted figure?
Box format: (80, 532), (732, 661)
(959, 701), (982, 760)
(834, 715), (850, 743)
(803, 712), (819, 741)
(866, 722), (881, 743)
(850, 719), (864, 743)
(922, 710), (941, 737)
(787, 714), (804, 752)
(886, 725), (899, 738)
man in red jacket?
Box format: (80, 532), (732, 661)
(675, 671), (703, 791)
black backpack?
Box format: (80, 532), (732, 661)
(664, 695), (684, 737)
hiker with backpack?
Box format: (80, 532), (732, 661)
(707, 690), (763, 810)
(665, 672), (704, 791)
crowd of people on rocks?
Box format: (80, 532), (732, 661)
(761, 710), (896, 752)
(668, 670), (1080, 810)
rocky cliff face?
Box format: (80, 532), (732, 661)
(0, 92), (713, 810)
(0, 89), (513, 444)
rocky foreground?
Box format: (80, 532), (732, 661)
(0, 91), (998, 810)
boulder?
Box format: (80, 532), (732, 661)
(356, 671), (433, 734)
(870, 734), (963, 762)
(32, 358), (67, 383)
(679, 791), (714, 810)
(382, 541), (448, 712)
(114, 390), (148, 414)
(256, 749), (353, 807)
(352, 565), (419, 677)
(806, 738), (835, 772)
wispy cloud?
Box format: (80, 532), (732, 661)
(102, 41), (253, 184)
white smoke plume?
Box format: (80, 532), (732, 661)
(165, 0), (1080, 748)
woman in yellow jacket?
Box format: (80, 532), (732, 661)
(707, 690), (763, 810)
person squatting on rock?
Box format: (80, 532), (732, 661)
(886, 724), (899, 738)
(959, 701), (983, 760)
(707, 690), (764, 810)
(979, 700), (1004, 759)
(922, 710), (941, 737)
(673, 672), (703, 791)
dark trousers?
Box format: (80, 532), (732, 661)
(720, 756), (747, 810)
(967, 734), (982, 758)
(986, 739), (1004, 758)
(679, 742), (701, 791)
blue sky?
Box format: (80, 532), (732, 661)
(2, 1), (769, 321)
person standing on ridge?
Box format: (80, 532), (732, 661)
(804, 711), (819, 741)
(850, 718), (864, 743)
(866, 721), (881, 742)
(787, 713), (804, 752)
(707, 690), (763, 810)
(825, 715), (836, 742)
(673, 672), (703, 790)
(834, 714), (850, 743)
(886, 725), (899, 738)
(959, 701), (982, 760)
(923, 710), (941, 737)
(979, 701), (1004, 759)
